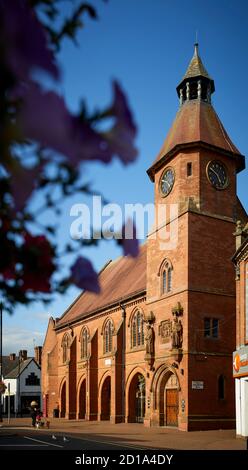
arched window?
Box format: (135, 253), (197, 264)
(104, 319), (114, 354)
(81, 327), (88, 359)
(218, 375), (225, 400)
(168, 267), (172, 292)
(162, 270), (167, 294)
(61, 334), (69, 363)
(160, 259), (173, 295)
(131, 311), (145, 348)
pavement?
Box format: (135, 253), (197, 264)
(0, 417), (247, 450)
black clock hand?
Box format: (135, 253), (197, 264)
(211, 167), (221, 184)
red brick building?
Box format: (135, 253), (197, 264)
(233, 223), (248, 437)
(42, 45), (247, 431)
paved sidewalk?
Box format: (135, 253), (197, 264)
(0, 417), (247, 450)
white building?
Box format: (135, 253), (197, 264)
(2, 349), (41, 415)
(233, 224), (248, 438)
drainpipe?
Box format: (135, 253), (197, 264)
(120, 303), (126, 423)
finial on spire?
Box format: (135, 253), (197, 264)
(194, 42), (199, 56)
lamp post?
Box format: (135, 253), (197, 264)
(0, 302), (3, 422)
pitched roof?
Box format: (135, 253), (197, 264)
(5, 358), (36, 378)
(56, 244), (147, 327)
(2, 356), (20, 377)
(147, 100), (244, 180)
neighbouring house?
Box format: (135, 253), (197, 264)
(2, 347), (42, 415)
(233, 222), (248, 437)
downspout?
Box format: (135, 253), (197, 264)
(120, 303), (126, 423)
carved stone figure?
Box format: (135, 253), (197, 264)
(171, 315), (182, 349)
(145, 323), (154, 355)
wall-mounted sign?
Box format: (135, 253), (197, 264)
(105, 358), (111, 366)
(246, 265), (248, 342)
(233, 345), (248, 378)
(192, 381), (204, 389)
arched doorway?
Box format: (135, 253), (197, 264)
(128, 373), (145, 423)
(101, 376), (111, 420)
(78, 379), (86, 419)
(60, 381), (66, 418)
(159, 373), (179, 426)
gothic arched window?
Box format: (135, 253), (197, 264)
(104, 319), (114, 354)
(159, 259), (173, 295)
(168, 267), (172, 292)
(218, 375), (225, 400)
(80, 327), (89, 359)
(131, 311), (145, 348)
(61, 334), (69, 363)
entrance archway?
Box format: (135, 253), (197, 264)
(159, 373), (179, 426)
(128, 373), (145, 423)
(78, 379), (86, 419)
(60, 381), (66, 418)
(100, 376), (111, 420)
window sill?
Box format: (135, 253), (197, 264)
(161, 291), (172, 298)
(128, 346), (145, 353)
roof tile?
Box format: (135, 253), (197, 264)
(57, 244), (147, 326)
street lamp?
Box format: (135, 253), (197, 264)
(0, 302), (3, 422)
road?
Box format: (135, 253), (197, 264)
(0, 427), (149, 450)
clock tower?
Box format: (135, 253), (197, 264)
(146, 44), (246, 430)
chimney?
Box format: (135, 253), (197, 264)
(19, 350), (28, 361)
(9, 353), (16, 361)
(34, 346), (42, 366)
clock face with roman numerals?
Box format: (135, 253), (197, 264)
(160, 167), (175, 197)
(207, 160), (229, 190)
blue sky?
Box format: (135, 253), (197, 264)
(3, 0), (248, 355)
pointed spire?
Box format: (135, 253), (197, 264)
(176, 44), (215, 105)
(183, 43), (211, 81)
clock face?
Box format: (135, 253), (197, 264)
(160, 167), (175, 197)
(207, 160), (229, 190)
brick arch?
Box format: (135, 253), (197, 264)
(59, 377), (66, 418)
(157, 257), (173, 277)
(100, 317), (115, 336)
(126, 367), (146, 423)
(99, 372), (111, 421)
(77, 375), (87, 419)
(126, 366), (146, 389)
(127, 306), (145, 327)
(151, 364), (180, 410)
(76, 374), (87, 403)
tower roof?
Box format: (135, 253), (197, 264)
(176, 43), (215, 96)
(147, 100), (244, 181)
(184, 43), (211, 80)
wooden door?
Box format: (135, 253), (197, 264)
(166, 389), (178, 426)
